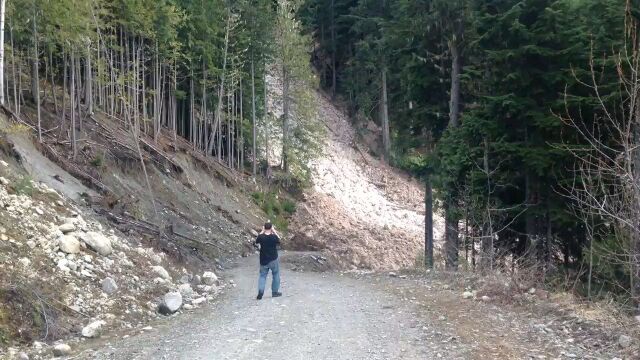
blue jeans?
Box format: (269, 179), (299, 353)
(258, 259), (280, 294)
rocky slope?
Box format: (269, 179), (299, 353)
(0, 157), (227, 359)
(288, 90), (444, 270)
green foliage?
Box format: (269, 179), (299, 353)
(90, 154), (104, 168)
(302, 0), (632, 297)
(250, 190), (297, 232)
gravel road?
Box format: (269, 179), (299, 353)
(80, 253), (437, 360)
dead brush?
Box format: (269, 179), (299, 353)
(0, 275), (79, 345)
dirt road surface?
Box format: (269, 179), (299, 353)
(79, 253), (442, 360)
(78, 252), (629, 360)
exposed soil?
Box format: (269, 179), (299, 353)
(289, 89), (444, 270)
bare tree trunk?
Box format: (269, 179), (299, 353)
(71, 49), (77, 159)
(208, 13), (231, 155)
(240, 76), (244, 170)
(10, 24), (17, 113)
(330, 0), (336, 98)
(190, 70), (195, 150)
(425, 173), (434, 268)
(251, 56), (257, 176)
(49, 48), (58, 114)
(0, 0), (6, 105)
(448, 39), (461, 128)
(32, 12), (41, 142)
(61, 51), (67, 134)
(86, 42), (93, 114)
(381, 68), (390, 162)
(282, 62), (291, 173)
(264, 70), (269, 175)
(444, 200), (459, 270)
(480, 136), (494, 271)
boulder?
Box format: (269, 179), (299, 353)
(619, 334), (632, 349)
(17, 352), (29, 360)
(179, 275), (191, 284)
(178, 283), (194, 299)
(191, 275), (202, 286)
(462, 291), (473, 299)
(101, 277), (118, 295)
(202, 271), (218, 285)
(52, 344), (72, 357)
(152, 266), (171, 281)
(58, 223), (76, 234)
(80, 232), (112, 256)
(81, 320), (106, 338)
(158, 291), (182, 315)
(58, 235), (80, 254)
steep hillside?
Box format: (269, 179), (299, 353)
(288, 90), (444, 270)
(0, 104), (266, 357)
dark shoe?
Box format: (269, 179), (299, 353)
(272, 292), (282, 298)
(257, 292), (263, 300)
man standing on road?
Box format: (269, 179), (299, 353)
(255, 222), (282, 300)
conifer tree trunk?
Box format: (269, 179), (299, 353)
(71, 49), (77, 159)
(240, 76), (244, 170)
(330, 0), (336, 98)
(425, 173), (434, 268)
(49, 49), (58, 114)
(86, 43), (93, 114)
(10, 24), (17, 113)
(251, 57), (257, 176)
(61, 51), (67, 134)
(0, 0), (6, 106)
(264, 70), (269, 175)
(448, 39), (461, 128)
(282, 66), (290, 173)
(190, 70), (195, 150)
(381, 68), (390, 162)
(443, 24), (464, 270)
(208, 13), (231, 156)
(32, 11), (41, 142)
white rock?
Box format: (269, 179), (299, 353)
(192, 297), (207, 305)
(528, 287), (536, 295)
(58, 235), (80, 254)
(52, 344), (72, 357)
(481, 296), (490, 302)
(101, 277), (118, 295)
(0, 177), (9, 185)
(152, 266), (171, 281)
(81, 320), (106, 338)
(35, 208), (44, 215)
(18, 258), (31, 267)
(0, 160), (7, 167)
(58, 223), (76, 234)
(158, 292), (182, 315)
(17, 352), (29, 360)
(150, 254), (163, 264)
(202, 271), (218, 285)
(178, 283), (194, 299)
(26, 240), (36, 249)
(183, 304), (194, 310)
(462, 291), (473, 299)
(80, 232), (112, 256)
(57, 259), (70, 272)
(619, 334), (632, 348)
(0, 234), (8, 241)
